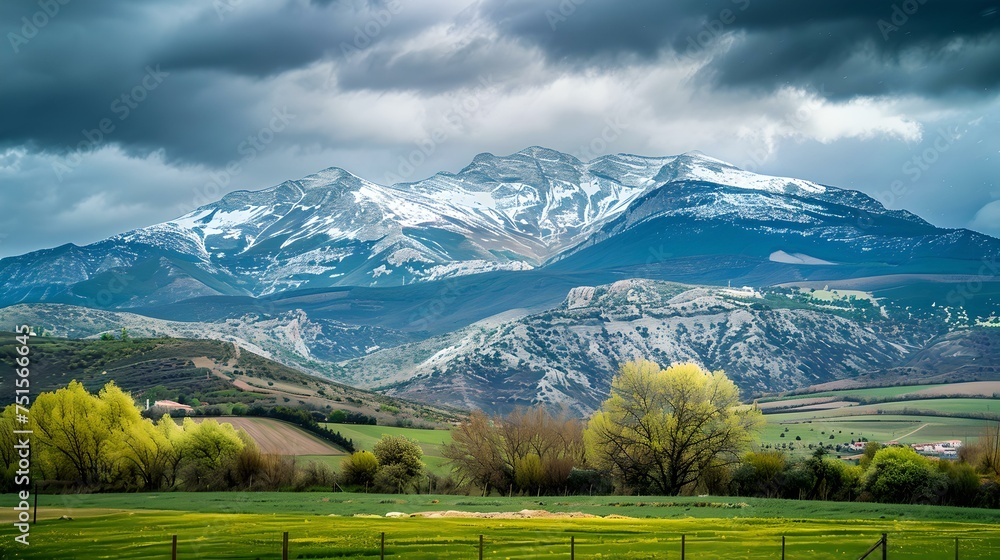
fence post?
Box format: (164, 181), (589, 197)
(381, 532), (385, 560)
(782, 535), (785, 560)
(881, 533), (887, 560)
(681, 534), (686, 560)
(171, 535), (177, 560)
(571, 535), (575, 560)
(479, 534), (483, 560)
(282, 531), (289, 560)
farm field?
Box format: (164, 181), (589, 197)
(755, 386), (1000, 456)
(759, 414), (996, 457)
(2, 493), (1000, 559)
(189, 417), (346, 456)
(322, 423), (453, 475)
(762, 382), (1000, 404)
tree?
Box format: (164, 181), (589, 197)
(732, 451), (786, 498)
(584, 360), (763, 495)
(961, 423), (1000, 477)
(341, 450), (379, 489)
(445, 411), (506, 492)
(177, 418), (245, 490)
(117, 414), (184, 490)
(863, 446), (944, 504)
(859, 441), (884, 469)
(445, 407), (584, 495)
(31, 381), (121, 485)
(372, 435), (423, 491)
(938, 460), (980, 507)
(0, 405), (20, 492)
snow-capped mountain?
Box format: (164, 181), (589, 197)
(329, 279), (945, 414)
(3, 147), (1000, 414)
(1, 147), (997, 314)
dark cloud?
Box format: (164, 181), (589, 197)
(479, 0), (1000, 98)
(0, 0), (998, 260)
(153, 1), (434, 78)
(0, 0), (462, 165)
(335, 35), (532, 93)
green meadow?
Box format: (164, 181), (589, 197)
(2, 493), (999, 559)
(318, 423), (453, 475)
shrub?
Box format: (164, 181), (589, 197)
(863, 447), (945, 504)
(341, 451), (379, 488)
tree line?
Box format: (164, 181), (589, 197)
(440, 360), (1000, 507)
(0, 381), (336, 492)
(3, 361), (1000, 508)
(0, 380), (432, 494)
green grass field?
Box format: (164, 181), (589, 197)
(764, 384), (948, 402)
(324, 399), (998, 466)
(2, 493), (999, 559)
(758, 414), (997, 456)
(319, 424), (453, 475)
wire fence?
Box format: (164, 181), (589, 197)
(150, 530), (999, 559)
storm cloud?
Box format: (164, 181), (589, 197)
(0, 0), (997, 257)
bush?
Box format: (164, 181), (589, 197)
(327, 410), (377, 425)
(863, 447), (944, 504)
(296, 460), (336, 491)
(938, 460), (980, 507)
(341, 451), (379, 489)
(373, 463), (412, 493)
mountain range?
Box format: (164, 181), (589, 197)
(3, 147), (999, 414)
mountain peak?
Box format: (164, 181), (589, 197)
(515, 146), (582, 162)
(299, 166), (360, 187)
(679, 150), (736, 167)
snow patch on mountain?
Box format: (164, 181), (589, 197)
(769, 250), (836, 265)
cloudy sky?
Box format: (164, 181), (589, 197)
(1, 0), (999, 257)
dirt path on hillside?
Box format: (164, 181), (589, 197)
(228, 342), (241, 367)
(192, 357), (232, 381)
(895, 423), (928, 441)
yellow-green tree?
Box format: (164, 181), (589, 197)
(31, 381), (120, 485)
(1, 405), (19, 492)
(584, 360), (763, 495)
(340, 450), (379, 488)
(117, 413), (183, 490)
(177, 418), (245, 490)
